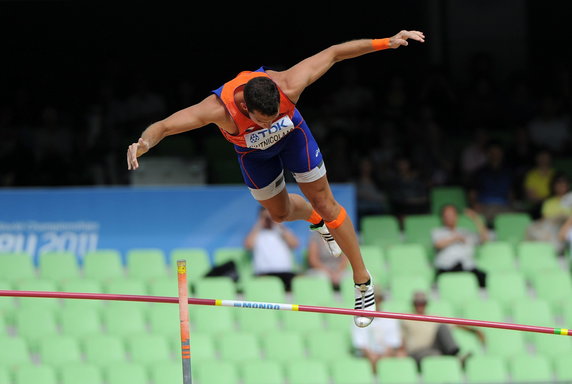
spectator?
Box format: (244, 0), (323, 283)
(400, 291), (482, 370)
(468, 140), (515, 226)
(355, 157), (388, 220)
(523, 148), (556, 219)
(432, 204), (489, 288)
(460, 127), (489, 184)
(526, 173), (572, 254)
(558, 215), (572, 255)
(388, 154), (430, 216)
(351, 288), (406, 374)
(306, 230), (349, 291)
(244, 207), (300, 291)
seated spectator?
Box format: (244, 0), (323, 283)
(558, 215), (572, 255)
(401, 291), (483, 370)
(306, 230), (349, 291)
(523, 148), (555, 219)
(351, 288), (406, 374)
(244, 207), (300, 291)
(526, 173), (572, 254)
(468, 140), (515, 226)
(355, 157), (388, 220)
(432, 204), (489, 288)
(388, 154), (430, 216)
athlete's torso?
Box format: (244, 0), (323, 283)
(212, 67), (302, 150)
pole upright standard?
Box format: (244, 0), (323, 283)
(176, 260), (192, 384)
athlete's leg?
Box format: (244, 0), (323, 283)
(257, 186), (314, 223)
(297, 174), (369, 284)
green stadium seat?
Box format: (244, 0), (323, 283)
(291, 275), (336, 306)
(306, 330), (352, 362)
(82, 249), (124, 282)
(193, 276), (236, 299)
(386, 243), (432, 282)
(403, 214), (441, 256)
(382, 299), (410, 315)
(509, 354), (554, 383)
(420, 355), (463, 384)
(285, 360), (330, 384)
(330, 357), (375, 384)
(452, 327), (485, 356)
(517, 241), (560, 280)
(170, 247), (211, 281)
(101, 305), (148, 337)
(82, 334), (127, 366)
(38, 335), (83, 367)
(476, 241), (516, 273)
(195, 360), (239, 384)
(360, 245), (387, 284)
(147, 276), (182, 297)
(126, 334), (172, 364)
(426, 299), (456, 318)
(512, 299), (555, 342)
(103, 278), (150, 312)
(241, 360), (285, 384)
(282, 310), (325, 333)
(60, 305), (102, 337)
(484, 329), (526, 358)
(217, 332), (261, 362)
(212, 247), (250, 270)
(493, 213), (532, 247)
(0, 281), (16, 325)
(187, 333), (217, 362)
(0, 252), (36, 284)
(126, 248), (169, 281)
(389, 274), (432, 302)
(465, 355), (509, 384)
(13, 364), (57, 384)
(236, 307), (281, 334)
(148, 304), (184, 338)
(60, 364), (104, 384)
(0, 336), (32, 368)
(16, 279), (60, 310)
(437, 272), (480, 311)
(38, 251), (80, 282)
(532, 270), (572, 315)
(59, 279), (105, 311)
(360, 215), (402, 249)
(104, 363), (149, 384)
(242, 275), (286, 303)
(261, 331), (306, 363)
(431, 186), (467, 215)
(15, 307), (59, 349)
(563, 304), (572, 325)
(533, 333), (572, 358)
(376, 357), (419, 384)
(553, 354), (572, 382)
(148, 361), (182, 384)
(462, 298), (505, 323)
(487, 271), (528, 315)
(0, 366), (10, 384)
(0, 315), (6, 337)
(191, 306), (235, 334)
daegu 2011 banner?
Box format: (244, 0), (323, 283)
(0, 185), (355, 264)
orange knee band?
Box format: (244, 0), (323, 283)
(326, 206), (347, 229)
(307, 210), (323, 225)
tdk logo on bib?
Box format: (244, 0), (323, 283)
(245, 116), (295, 150)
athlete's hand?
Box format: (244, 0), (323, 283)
(127, 138), (150, 170)
(389, 30), (425, 49)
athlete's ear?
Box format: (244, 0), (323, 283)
(240, 101), (248, 112)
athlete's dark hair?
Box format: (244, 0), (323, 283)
(244, 77), (280, 116)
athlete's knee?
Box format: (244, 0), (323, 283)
(268, 207), (290, 223)
(311, 197), (339, 222)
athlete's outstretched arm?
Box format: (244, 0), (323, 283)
(127, 95), (221, 170)
(276, 30), (425, 101)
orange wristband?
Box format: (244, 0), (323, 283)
(372, 38), (390, 51)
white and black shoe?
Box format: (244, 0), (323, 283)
(354, 273), (375, 328)
(310, 220), (342, 257)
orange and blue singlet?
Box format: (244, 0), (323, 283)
(212, 67), (324, 195)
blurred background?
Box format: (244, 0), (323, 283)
(1, 1), (572, 384)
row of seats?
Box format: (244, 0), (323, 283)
(1, 343), (571, 383)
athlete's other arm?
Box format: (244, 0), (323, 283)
(273, 30), (425, 101)
(127, 95), (223, 170)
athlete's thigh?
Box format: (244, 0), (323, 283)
(279, 121), (325, 179)
(235, 146), (286, 201)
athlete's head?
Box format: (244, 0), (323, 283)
(244, 77), (279, 127)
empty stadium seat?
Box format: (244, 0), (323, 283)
(241, 360), (285, 384)
(292, 275), (336, 306)
(376, 357), (419, 384)
(38, 335), (83, 367)
(126, 248), (169, 281)
(170, 247), (211, 281)
(59, 364), (104, 384)
(38, 251), (80, 282)
(217, 332), (261, 362)
(493, 213), (532, 247)
(82, 249), (124, 282)
(487, 271), (528, 315)
(285, 360), (330, 384)
(437, 272), (480, 311)
(420, 355), (463, 384)
(509, 354), (554, 383)
(0, 252), (36, 284)
(465, 355), (509, 384)
(261, 331), (306, 363)
(360, 215), (402, 249)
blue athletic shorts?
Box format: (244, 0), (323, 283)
(234, 112), (326, 200)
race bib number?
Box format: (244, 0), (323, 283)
(244, 116), (295, 150)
